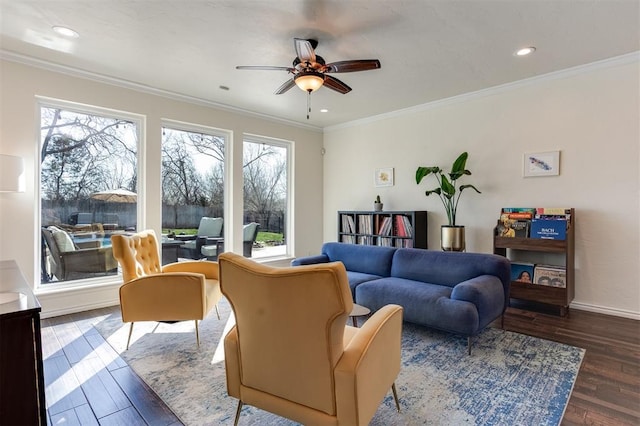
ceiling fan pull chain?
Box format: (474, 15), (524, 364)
(307, 90), (311, 120)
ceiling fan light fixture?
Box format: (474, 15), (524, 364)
(294, 72), (325, 92)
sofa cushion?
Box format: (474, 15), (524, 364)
(50, 226), (76, 253)
(198, 217), (223, 237)
(346, 271), (383, 299)
(356, 277), (480, 336)
(391, 248), (511, 291)
(322, 242), (396, 277)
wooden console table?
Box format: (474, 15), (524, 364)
(0, 260), (46, 425)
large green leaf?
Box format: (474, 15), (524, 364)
(459, 184), (482, 194)
(415, 166), (440, 184)
(441, 175), (455, 196)
(449, 152), (468, 180)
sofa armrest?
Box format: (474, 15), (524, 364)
(290, 254), (330, 266)
(334, 304), (403, 425)
(451, 275), (507, 313)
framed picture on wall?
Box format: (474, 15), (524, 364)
(374, 167), (394, 187)
(523, 151), (560, 177)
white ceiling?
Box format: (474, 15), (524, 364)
(1, 1), (639, 129)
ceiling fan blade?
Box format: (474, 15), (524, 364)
(275, 78), (296, 95)
(323, 59), (381, 73)
(236, 65), (295, 72)
(294, 38), (316, 63)
(323, 75), (352, 94)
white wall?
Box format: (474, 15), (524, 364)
(323, 55), (640, 319)
(0, 59), (324, 316)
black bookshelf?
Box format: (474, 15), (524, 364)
(338, 211), (427, 249)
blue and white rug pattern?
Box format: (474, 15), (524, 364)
(95, 300), (584, 426)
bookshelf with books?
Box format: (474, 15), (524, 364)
(338, 211), (428, 249)
(493, 207), (575, 316)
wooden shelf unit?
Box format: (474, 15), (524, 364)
(493, 208), (575, 316)
(338, 210), (428, 249)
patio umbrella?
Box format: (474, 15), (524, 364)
(90, 188), (137, 203)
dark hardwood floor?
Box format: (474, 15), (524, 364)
(41, 306), (182, 426)
(41, 303), (639, 425)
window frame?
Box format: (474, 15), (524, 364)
(36, 96), (146, 291)
(160, 118), (231, 254)
(243, 133), (294, 260)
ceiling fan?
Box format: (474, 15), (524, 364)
(236, 38), (381, 118)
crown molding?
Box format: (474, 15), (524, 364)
(0, 50), (323, 133)
(325, 51), (640, 132)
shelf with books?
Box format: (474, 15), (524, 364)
(337, 211), (428, 249)
(493, 208), (574, 316)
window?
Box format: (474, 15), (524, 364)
(161, 124), (227, 261)
(39, 101), (140, 285)
(243, 136), (291, 259)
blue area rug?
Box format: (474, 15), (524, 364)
(95, 299), (584, 425)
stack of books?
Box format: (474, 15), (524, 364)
(496, 207), (571, 240)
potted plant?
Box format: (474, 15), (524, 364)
(415, 151), (481, 251)
(373, 195), (383, 212)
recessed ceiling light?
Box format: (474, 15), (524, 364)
(515, 46), (536, 56)
(52, 26), (79, 38)
(320, 109), (329, 113)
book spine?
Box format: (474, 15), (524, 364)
(536, 207), (571, 215)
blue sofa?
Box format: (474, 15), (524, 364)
(292, 242), (511, 353)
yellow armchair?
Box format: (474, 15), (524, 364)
(218, 252), (403, 426)
(111, 230), (222, 349)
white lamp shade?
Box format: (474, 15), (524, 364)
(0, 154), (25, 192)
(294, 72), (325, 92)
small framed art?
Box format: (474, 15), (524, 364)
(374, 167), (394, 187)
(523, 151), (560, 177)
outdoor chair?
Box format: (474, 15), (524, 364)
(111, 229), (222, 349)
(41, 226), (118, 281)
(177, 216), (223, 259)
(218, 252), (403, 425)
(201, 222), (260, 260)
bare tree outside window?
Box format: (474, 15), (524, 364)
(161, 127), (225, 231)
(39, 106), (138, 285)
(243, 140), (288, 258)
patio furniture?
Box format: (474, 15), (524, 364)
(41, 226), (118, 281)
(111, 229), (222, 350)
(242, 222), (260, 257)
(200, 222), (260, 260)
(178, 217), (223, 259)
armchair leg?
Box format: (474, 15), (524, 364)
(126, 323), (134, 350)
(195, 320), (200, 348)
(468, 336), (472, 355)
(391, 382), (400, 412)
(233, 400), (243, 426)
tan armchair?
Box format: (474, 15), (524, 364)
(218, 252), (403, 426)
(111, 230), (222, 350)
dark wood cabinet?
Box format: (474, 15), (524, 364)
(0, 260), (46, 425)
(338, 211), (428, 249)
(493, 209), (575, 316)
